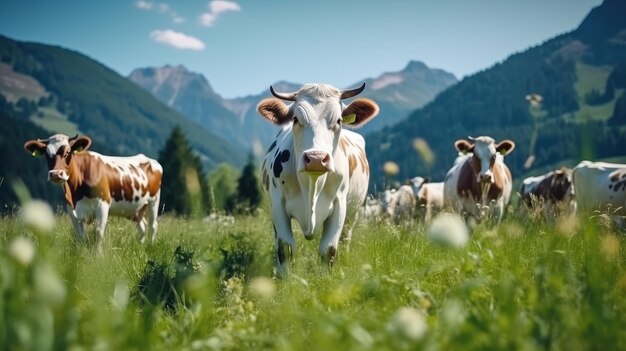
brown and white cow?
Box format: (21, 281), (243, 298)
(520, 168), (574, 215)
(443, 136), (515, 224)
(257, 83), (379, 274)
(409, 177), (444, 223)
(24, 134), (162, 249)
(572, 161), (626, 220)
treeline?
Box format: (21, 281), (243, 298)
(158, 127), (262, 217)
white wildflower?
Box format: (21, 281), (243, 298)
(34, 265), (66, 306)
(20, 200), (55, 234)
(427, 213), (469, 248)
(249, 276), (276, 299)
(9, 236), (35, 266)
(387, 306), (428, 340)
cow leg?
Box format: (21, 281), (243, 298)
(67, 204), (85, 242)
(272, 204), (295, 276)
(136, 218), (147, 243)
(94, 200), (110, 252)
(424, 204), (432, 224)
(320, 198), (346, 268)
(147, 192), (160, 243)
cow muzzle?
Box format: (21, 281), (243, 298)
(48, 170), (69, 183)
(302, 150), (332, 174)
(478, 170), (494, 184)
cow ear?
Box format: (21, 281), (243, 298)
(24, 140), (47, 157)
(342, 98), (379, 128)
(454, 140), (473, 154)
(496, 140), (515, 155)
(71, 136), (92, 153)
(257, 98), (292, 125)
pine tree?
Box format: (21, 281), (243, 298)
(233, 154), (261, 215)
(158, 126), (212, 217)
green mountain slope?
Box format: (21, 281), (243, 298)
(0, 35), (245, 171)
(365, 0), (626, 189)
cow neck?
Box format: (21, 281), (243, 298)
(63, 154), (86, 209)
(301, 174), (325, 235)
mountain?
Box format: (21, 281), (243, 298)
(358, 60), (458, 133)
(365, 0), (626, 190)
(0, 35), (245, 172)
(128, 62), (457, 151)
(128, 65), (249, 147)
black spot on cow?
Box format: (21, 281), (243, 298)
(275, 129), (283, 139)
(272, 150), (291, 178)
(266, 140), (277, 155)
(272, 178), (276, 188)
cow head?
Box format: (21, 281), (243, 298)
(24, 134), (92, 184)
(257, 83), (379, 177)
(454, 136), (515, 184)
(409, 176), (429, 204)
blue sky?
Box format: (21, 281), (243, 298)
(0, 0), (602, 98)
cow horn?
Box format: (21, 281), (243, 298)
(270, 86), (297, 101)
(340, 82), (366, 99)
(468, 136), (476, 141)
(68, 134), (79, 142)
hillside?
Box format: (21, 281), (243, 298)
(128, 62), (457, 151)
(365, 0), (626, 189)
(0, 35), (245, 171)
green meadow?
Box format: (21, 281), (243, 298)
(1, 209), (625, 350)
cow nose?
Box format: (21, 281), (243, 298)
(48, 170), (69, 183)
(303, 151), (330, 173)
(479, 174), (493, 183)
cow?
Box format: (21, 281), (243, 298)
(409, 177), (444, 223)
(572, 161), (626, 223)
(443, 136), (515, 224)
(24, 134), (163, 250)
(519, 168), (575, 217)
(360, 195), (384, 222)
(381, 185), (416, 224)
(256, 83), (379, 274)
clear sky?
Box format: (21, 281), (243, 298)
(0, 0), (602, 98)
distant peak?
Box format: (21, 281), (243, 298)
(404, 60), (428, 72)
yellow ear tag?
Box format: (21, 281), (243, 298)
(343, 114), (356, 124)
(74, 146), (84, 153)
(32, 149), (43, 157)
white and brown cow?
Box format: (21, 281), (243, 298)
(572, 161), (626, 219)
(257, 83), (379, 274)
(24, 134), (162, 249)
(520, 168), (574, 216)
(443, 136), (515, 224)
(409, 177), (444, 223)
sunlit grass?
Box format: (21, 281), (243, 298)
(1, 209), (625, 350)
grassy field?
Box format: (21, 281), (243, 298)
(1, 205), (625, 350)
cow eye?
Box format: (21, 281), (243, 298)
(292, 116), (299, 125)
(331, 119), (342, 131)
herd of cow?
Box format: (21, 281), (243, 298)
(23, 83), (626, 274)
(367, 158), (625, 225)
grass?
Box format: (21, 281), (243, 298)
(29, 107), (81, 136)
(564, 62), (621, 123)
(1, 208), (625, 350)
